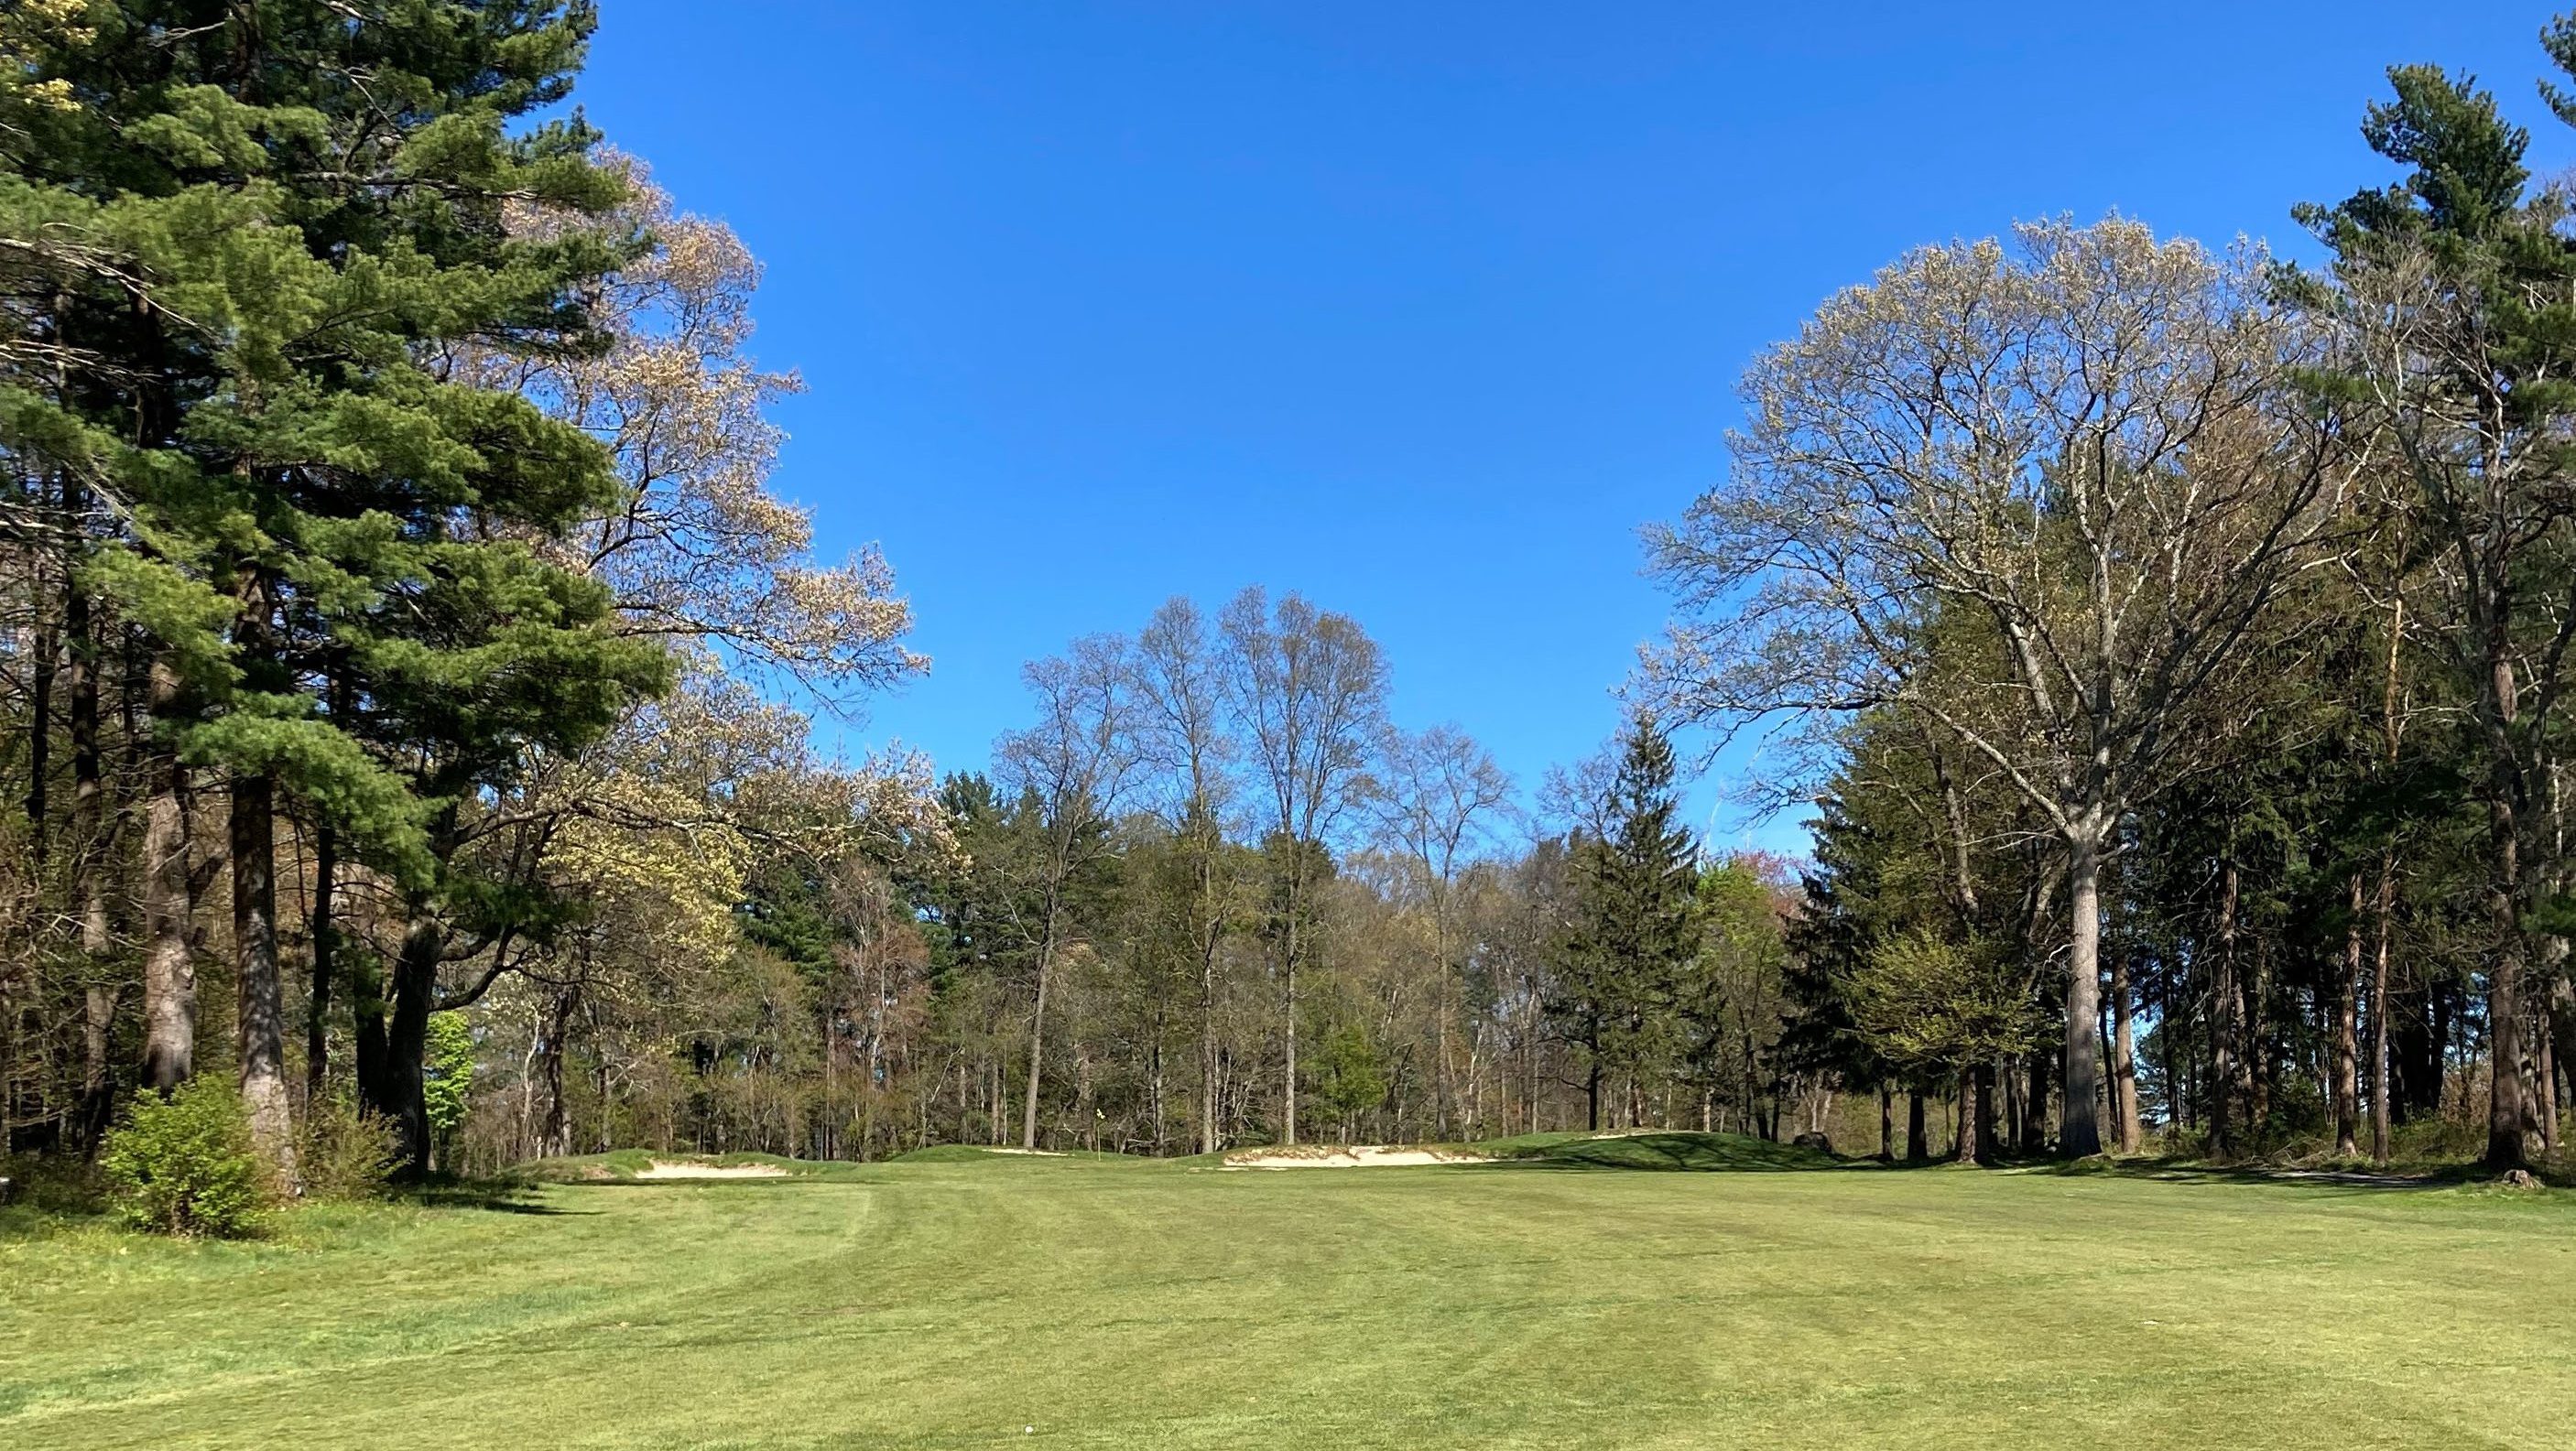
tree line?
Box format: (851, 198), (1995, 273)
(1648, 23), (2576, 1170)
(10, 4), (2574, 1186)
(1, 2), (929, 1185)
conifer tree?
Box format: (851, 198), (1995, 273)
(1552, 715), (1699, 1130)
(2, 3), (665, 1175)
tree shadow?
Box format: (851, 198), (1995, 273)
(397, 1179), (592, 1216)
(1480, 1132), (1859, 1174)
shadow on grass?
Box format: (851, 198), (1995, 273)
(1482, 1132), (1857, 1174)
(397, 1177), (592, 1215)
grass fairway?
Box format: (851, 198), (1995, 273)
(5, 1136), (2572, 1450)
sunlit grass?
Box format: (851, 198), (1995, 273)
(5, 1133), (2571, 1449)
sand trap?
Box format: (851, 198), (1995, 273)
(981, 1147), (1066, 1156)
(634, 1160), (789, 1180)
(1222, 1145), (1490, 1170)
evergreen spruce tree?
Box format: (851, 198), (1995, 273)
(1551, 715), (1699, 1130)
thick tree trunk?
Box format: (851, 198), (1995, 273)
(369, 912), (440, 1176)
(1906, 1088), (1928, 1161)
(2060, 823), (2106, 1157)
(233, 769), (297, 1184)
(537, 983), (578, 1160)
(1954, 1066), (1980, 1164)
(140, 663), (196, 1094)
(1877, 1083), (1893, 1161)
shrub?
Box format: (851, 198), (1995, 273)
(296, 1093), (401, 1202)
(100, 1079), (271, 1238)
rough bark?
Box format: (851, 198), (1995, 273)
(1906, 1088), (1928, 1161)
(2060, 822), (2106, 1157)
(139, 661), (197, 1094)
(2109, 952), (2141, 1153)
(232, 768), (297, 1184)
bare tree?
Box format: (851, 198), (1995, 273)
(1133, 598), (1247, 1153)
(1647, 217), (2353, 1156)
(1372, 724), (1515, 1137)
(1220, 588), (1388, 1145)
(995, 634), (1139, 1149)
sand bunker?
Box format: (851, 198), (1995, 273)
(633, 1160), (789, 1180)
(1222, 1145), (1490, 1170)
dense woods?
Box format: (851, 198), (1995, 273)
(4, 2), (2573, 1199)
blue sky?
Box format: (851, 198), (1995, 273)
(573, 3), (2562, 855)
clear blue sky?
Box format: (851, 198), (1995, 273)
(573, 3), (2563, 855)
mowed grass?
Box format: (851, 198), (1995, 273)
(5, 1135), (2573, 1450)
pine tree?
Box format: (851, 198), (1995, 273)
(2, 3), (666, 1176)
(1551, 715), (1699, 1130)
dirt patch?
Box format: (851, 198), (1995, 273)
(1221, 1145), (1490, 1171)
(634, 1160), (789, 1180)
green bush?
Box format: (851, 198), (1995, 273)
(100, 1079), (271, 1238)
(296, 1093), (400, 1202)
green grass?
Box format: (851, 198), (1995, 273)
(5, 1132), (2572, 1449)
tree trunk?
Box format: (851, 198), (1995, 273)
(2212, 849), (2242, 1156)
(139, 663), (196, 1094)
(2478, 624), (2530, 1170)
(1200, 939), (1221, 1154)
(70, 568), (115, 1147)
(2334, 872), (2364, 1158)
(2059, 822), (2106, 1157)
(1954, 1066), (1980, 1164)
(2372, 855), (2396, 1164)
(1022, 902), (1058, 1151)
(233, 768), (298, 1185)
(369, 912), (440, 1176)
(1906, 1088), (1928, 1161)
(2109, 953), (2141, 1153)
(1282, 880), (1300, 1146)
(1877, 1083), (1893, 1161)
(537, 983), (578, 1160)
(2020, 1048), (2049, 1155)
(307, 822), (336, 1107)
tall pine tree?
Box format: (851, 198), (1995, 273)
(1552, 714), (1699, 1130)
(3, 3), (667, 1176)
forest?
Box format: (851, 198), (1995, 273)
(5, 0), (2576, 1216)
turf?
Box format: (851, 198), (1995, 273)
(5, 1133), (2572, 1449)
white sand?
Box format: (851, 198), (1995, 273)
(633, 1160), (789, 1179)
(1221, 1145), (1490, 1170)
